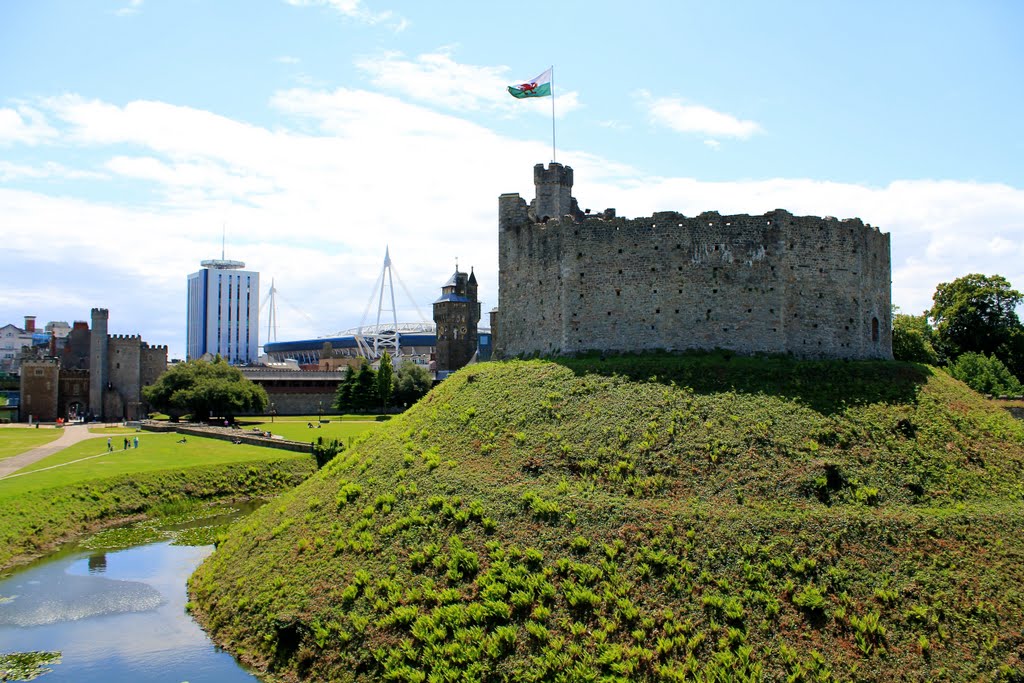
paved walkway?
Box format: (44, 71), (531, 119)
(0, 424), (108, 479)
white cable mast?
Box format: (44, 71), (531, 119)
(266, 278), (278, 343)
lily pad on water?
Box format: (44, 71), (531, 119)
(171, 524), (230, 547)
(80, 524), (168, 550)
(0, 651), (62, 681)
(81, 504), (244, 550)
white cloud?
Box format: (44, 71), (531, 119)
(4, 86), (1022, 359)
(638, 90), (762, 140)
(0, 161), (106, 181)
(276, 55), (301, 65)
(355, 51), (581, 117)
(114, 0), (143, 16)
(0, 106), (57, 145)
(284, 0), (407, 31)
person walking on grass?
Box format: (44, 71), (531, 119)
(134, 436), (139, 449)
(124, 437), (129, 450)
(107, 438), (112, 452)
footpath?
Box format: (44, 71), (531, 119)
(0, 424), (107, 479)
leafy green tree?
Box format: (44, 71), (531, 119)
(352, 362), (378, 413)
(332, 365), (355, 413)
(333, 361), (378, 414)
(892, 312), (938, 364)
(142, 358), (268, 422)
(377, 352), (394, 411)
(393, 362), (433, 407)
(930, 274), (1023, 364)
(947, 352), (1023, 396)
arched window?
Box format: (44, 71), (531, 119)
(871, 317), (879, 342)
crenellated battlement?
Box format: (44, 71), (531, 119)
(22, 358), (60, 366)
(495, 163), (892, 361)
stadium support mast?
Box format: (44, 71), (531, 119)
(266, 278), (278, 344)
(374, 247), (399, 358)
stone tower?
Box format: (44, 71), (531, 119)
(432, 267), (481, 374)
(531, 162), (579, 222)
(89, 307), (109, 419)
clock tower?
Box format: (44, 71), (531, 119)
(432, 265), (481, 374)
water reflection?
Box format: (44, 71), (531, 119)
(0, 513), (260, 682)
(86, 554), (106, 574)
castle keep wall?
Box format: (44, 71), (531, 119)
(497, 164), (891, 360)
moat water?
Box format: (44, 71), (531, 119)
(0, 507), (259, 682)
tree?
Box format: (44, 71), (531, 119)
(332, 365), (355, 413)
(377, 352), (394, 411)
(352, 362), (378, 413)
(947, 352), (1023, 396)
(142, 357), (268, 422)
(333, 361), (378, 414)
(930, 274), (1023, 364)
(393, 362), (433, 407)
(892, 312), (938, 364)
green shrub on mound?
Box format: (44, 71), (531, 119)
(189, 356), (1024, 682)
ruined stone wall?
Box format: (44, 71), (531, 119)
(497, 167), (892, 360)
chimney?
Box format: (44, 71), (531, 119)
(24, 315), (36, 333)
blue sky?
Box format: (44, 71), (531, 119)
(2, 0), (1023, 360)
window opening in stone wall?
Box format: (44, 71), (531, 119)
(618, 269), (623, 274)
(872, 317), (880, 342)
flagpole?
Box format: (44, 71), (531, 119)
(550, 65), (556, 163)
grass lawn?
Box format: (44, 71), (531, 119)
(0, 432), (308, 497)
(0, 428), (63, 460)
(234, 417), (384, 444)
(88, 426), (139, 435)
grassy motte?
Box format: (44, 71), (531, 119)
(0, 433), (316, 569)
(189, 356), (1024, 682)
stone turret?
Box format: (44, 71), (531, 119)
(532, 162), (577, 222)
(88, 308), (109, 418)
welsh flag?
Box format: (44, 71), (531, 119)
(508, 68), (552, 99)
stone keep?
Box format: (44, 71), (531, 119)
(495, 163), (892, 360)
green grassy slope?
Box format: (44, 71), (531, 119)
(189, 357), (1024, 682)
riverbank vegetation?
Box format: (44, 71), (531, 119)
(0, 432), (316, 570)
(189, 355), (1024, 681)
